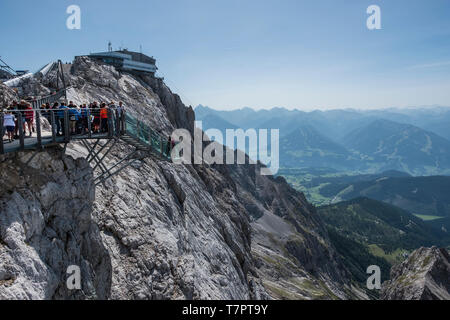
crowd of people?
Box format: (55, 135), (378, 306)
(1, 100), (125, 143)
(2, 99), (175, 158)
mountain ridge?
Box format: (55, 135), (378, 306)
(0, 57), (365, 300)
(196, 107), (450, 175)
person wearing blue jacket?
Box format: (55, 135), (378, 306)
(68, 105), (81, 135)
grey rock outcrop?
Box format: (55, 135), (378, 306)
(0, 83), (18, 107)
(1, 56), (365, 300)
(381, 247), (450, 300)
(228, 164), (364, 299)
(0, 149), (111, 299)
(142, 75), (195, 135)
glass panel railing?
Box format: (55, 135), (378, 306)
(124, 113), (172, 160)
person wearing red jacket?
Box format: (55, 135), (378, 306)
(100, 103), (109, 133)
(24, 103), (35, 137)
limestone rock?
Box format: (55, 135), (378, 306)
(0, 150), (111, 299)
(381, 247), (450, 300)
(0, 83), (19, 107)
(0, 56), (366, 300)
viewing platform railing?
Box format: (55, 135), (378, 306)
(0, 108), (173, 161)
(0, 108), (123, 154)
(124, 113), (173, 159)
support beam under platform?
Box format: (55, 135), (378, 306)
(80, 137), (147, 186)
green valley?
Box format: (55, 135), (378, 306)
(317, 198), (450, 285)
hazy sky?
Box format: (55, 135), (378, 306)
(1, 0), (450, 110)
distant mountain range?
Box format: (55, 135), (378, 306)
(280, 126), (357, 169)
(323, 175), (450, 218)
(198, 114), (239, 134)
(195, 105), (450, 175)
(343, 119), (450, 175)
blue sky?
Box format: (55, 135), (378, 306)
(1, 0), (450, 110)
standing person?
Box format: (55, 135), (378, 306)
(109, 101), (116, 128)
(68, 104), (80, 135)
(92, 102), (101, 133)
(42, 103), (51, 123)
(117, 101), (125, 117)
(100, 103), (109, 133)
(51, 102), (60, 135)
(58, 102), (69, 136)
(88, 103), (93, 133)
(68, 101), (76, 109)
(76, 104), (83, 134)
(10, 101), (18, 138)
(24, 103), (34, 137)
(80, 104), (88, 134)
(3, 109), (16, 142)
(117, 101), (125, 132)
(15, 100), (28, 137)
(67, 101), (77, 134)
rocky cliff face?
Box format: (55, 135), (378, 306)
(0, 150), (110, 299)
(0, 57), (364, 300)
(381, 247), (450, 300)
(227, 163), (365, 299)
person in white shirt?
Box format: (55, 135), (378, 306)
(3, 109), (16, 142)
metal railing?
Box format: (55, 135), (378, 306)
(1, 107), (174, 161)
(124, 113), (173, 159)
(1, 78), (176, 162)
(0, 108), (125, 154)
(28, 88), (71, 109)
